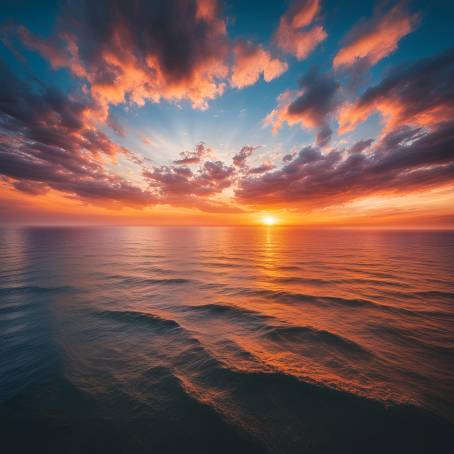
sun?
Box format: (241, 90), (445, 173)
(261, 216), (277, 226)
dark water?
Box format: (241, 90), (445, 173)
(1, 227), (453, 453)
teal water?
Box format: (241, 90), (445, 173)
(1, 227), (453, 453)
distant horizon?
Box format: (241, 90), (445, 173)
(2, 222), (454, 231)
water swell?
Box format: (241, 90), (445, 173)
(95, 310), (182, 331)
(0, 285), (76, 295)
(101, 274), (193, 287)
(209, 284), (446, 318)
(271, 276), (330, 286)
(262, 324), (371, 358)
(371, 324), (454, 357)
(173, 358), (454, 454)
(182, 303), (273, 324)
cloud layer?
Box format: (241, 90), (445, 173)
(236, 122), (454, 208)
(19, 0), (229, 112)
(274, 0), (327, 60)
(333, 2), (418, 70)
(339, 50), (454, 133)
(0, 60), (154, 207)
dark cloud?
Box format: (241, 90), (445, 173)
(348, 139), (374, 154)
(247, 163), (275, 174)
(231, 145), (274, 175)
(339, 49), (454, 133)
(283, 153), (296, 162)
(17, 0), (230, 111)
(266, 68), (340, 145)
(0, 59), (154, 207)
(174, 143), (210, 165)
(316, 125), (332, 148)
(288, 68), (339, 124)
(236, 122), (454, 208)
(144, 160), (235, 198)
(232, 145), (259, 168)
(12, 180), (49, 196)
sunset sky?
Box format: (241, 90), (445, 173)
(1, 0), (453, 226)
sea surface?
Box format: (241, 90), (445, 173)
(1, 227), (453, 453)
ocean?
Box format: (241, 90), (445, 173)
(1, 227), (453, 453)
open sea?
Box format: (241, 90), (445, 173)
(1, 227), (453, 453)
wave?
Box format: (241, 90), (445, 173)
(214, 285), (447, 318)
(201, 262), (244, 269)
(262, 324), (371, 358)
(413, 290), (454, 300)
(100, 274), (193, 287)
(180, 301), (370, 359)
(183, 303), (272, 323)
(142, 278), (192, 285)
(271, 276), (330, 286)
(0, 285), (75, 295)
(175, 360), (454, 454)
(96, 310), (182, 331)
(371, 324), (454, 356)
(275, 265), (302, 271)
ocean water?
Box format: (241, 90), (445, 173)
(0, 226), (453, 453)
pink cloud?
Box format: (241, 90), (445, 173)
(333, 2), (419, 70)
(231, 40), (287, 88)
(274, 0), (327, 60)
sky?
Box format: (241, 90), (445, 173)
(0, 0), (453, 227)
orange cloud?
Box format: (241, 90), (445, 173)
(18, 0), (229, 113)
(274, 0), (327, 60)
(230, 40), (287, 89)
(338, 50), (454, 134)
(333, 2), (419, 70)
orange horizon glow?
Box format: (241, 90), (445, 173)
(1, 183), (454, 228)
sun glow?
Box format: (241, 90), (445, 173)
(261, 215), (277, 226)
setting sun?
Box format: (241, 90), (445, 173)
(261, 216), (277, 226)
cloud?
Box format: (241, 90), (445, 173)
(338, 49), (454, 133)
(17, 0), (229, 112)
(232, 145), (274, 174)
(236, 122), (454, 208)
(316, 124), (332, 148)
(232, 145), (259, 168)
(247, 163), (275, 174)
(274, 0), (326, 60)
(347, 139), (374, 154)
(0, 59), (154, 207)
(145, 159), (234, 197)
(12, 180), (49, 196)
(174, 142), (211, 165)
(230, 40), (287, 88)
(333, 2), (419, 70)
(0, 61), (241, 213)
(265, 68), (340, 145)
